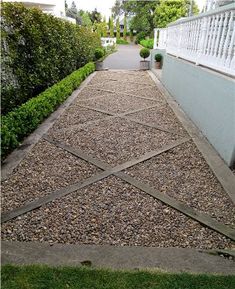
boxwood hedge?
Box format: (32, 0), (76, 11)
(1, 3), (100, 114)
(140, 39), (154, 49)
(1, 62), (95, 160)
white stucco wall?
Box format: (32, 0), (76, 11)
(3, 1), (76, 23)
(159, 53), (235, 167)
(3, 0), (66, 17)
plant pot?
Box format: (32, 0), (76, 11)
(140, 60), (150, 70)
(95, 61), (103, 71)
(155, 61), (161, 69)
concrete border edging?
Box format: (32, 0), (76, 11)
(148, 70), (235, 205)
(2, 241), (235, 274)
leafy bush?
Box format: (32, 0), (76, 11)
(1, 62), (95, 160)
(116, 38), (129, 45)
(135, 32), (146, 44)
(130, 31), (134, 42)
(140, 39), (154, 49)
(1, 3), (101, 115)
(140, 48), (150, 60)
(94, 48), (105, 61)
(155, 53), (163, 62)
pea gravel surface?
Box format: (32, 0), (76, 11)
(48, 106), (109, 131)
(88, 82), (157, 94)
(77, 93), (158, 114)
(2, 70), (235, 250)
(126, 105), (188, 136)
(125, 140), (235, 227)
(1, 140), (101, 213)
(88, 71), (154, 85)
(74, 87), (115, 101)
(47, 117), (181, 167)
(88, 82), (151, 95)
(128, 86), (166, 101)
(1, 176), (233, 249)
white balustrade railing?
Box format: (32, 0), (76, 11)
(154, 28), (168, 49)
(101, 37), (116, 47)
(154, 3), (235, 76)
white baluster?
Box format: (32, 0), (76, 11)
(213, 13), (224, 60)
(197, 17), (208, 64)
(207, 15), (216, 56)
(154, 28), (158, 49)
(225, 11), (235, 67)
(222, 11), (233, 65)
(210, 14), (220, 57)
(218, 12), (229, 60)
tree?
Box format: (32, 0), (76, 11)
(154, 0), (199, 28)
(123, 15), (127, 40)
(89, 8), (102, 24)
(130, 30), (134, 42)
(66, 1), (82, 25)
(116, 18), (120, 39)
(111, 0), (158, 35)
(81, 11), (92, 27)
(112, 0), (123, 18)
(130, 13), (150, 34)
(102, 16), (108, 37)
(94, 21), (107, 37)
(110, 16), (114, 37)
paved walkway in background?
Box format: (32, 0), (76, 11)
(1, 70), (235, 272)
(103, 44), (150, 70)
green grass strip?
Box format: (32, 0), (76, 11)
(2, 264), (235, 289)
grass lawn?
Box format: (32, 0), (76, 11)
(2, 264), (235, 289)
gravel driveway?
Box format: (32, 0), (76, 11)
(1, 70), (235, 250)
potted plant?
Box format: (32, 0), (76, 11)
(94, 48), (105, 71)
(154, 53), (163, 69)
(139, 48), (150, 70)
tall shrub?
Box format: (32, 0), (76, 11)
(110, 16), (114, 37)
(1, 3), (101, 114)
(102, 16), (107, 37)
(116, 18), (120, 39)
(123, 15), (127, 40)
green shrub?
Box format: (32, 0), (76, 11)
(140, 39), (154, 49)
(140, 48), (150, 60)
(1, 3), (101, 115)
(94, 48), (105, 61)
(155, 53), (163, 62)
(1, 62), (95, 160)
(116, 38), (129, 45)
(135, 32), (146, 44)
(130, 31), (134, 42)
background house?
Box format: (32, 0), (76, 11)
(3, 0), (76, 23)
(119, 16), (131, 34)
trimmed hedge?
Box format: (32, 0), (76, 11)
(94, 48), (105, 61)
(1, 3), (100, 114)
(140, 39), (154, 49)
(1, 62), (95, 160)
(140, 48), (150, 60)
(135, 32), (146, 44)
(116, 38), (129, 45)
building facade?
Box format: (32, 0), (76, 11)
(3, 0), (76, 23)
